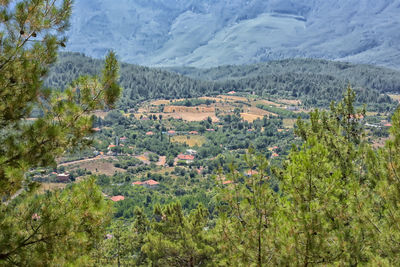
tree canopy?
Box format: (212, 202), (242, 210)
(0, 0), (121, 265)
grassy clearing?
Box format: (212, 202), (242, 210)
(66, 159), (126, 176)
(283, 118), (297, 128)
(171, 135), (207, 147)
(241, 113), (263, 122)
(277, 99), (301, 105)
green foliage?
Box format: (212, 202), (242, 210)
(173, 98), (215, 107)
(256, 103), (309, 118)
(0, 178), (112, 265)
(45, 53), (399, 111)
(215, 149), (283, 266)
(0, 1), (121, 265)
(142, 202), (216, 266)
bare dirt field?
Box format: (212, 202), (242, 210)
(177, 112), (219, 122)
(163, 105), (215, 113)
(240, 113), (264, 122)
(171, 135), (207, 147)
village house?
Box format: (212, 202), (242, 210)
(271, 153), (279, 158)
(108, 144), (116, 150)
(189, 131), (198, 135)
(177, 154), (195, 163)
(167, 130), (176, 135)
(143, 180), (159, 188)
(110, 195), (125, 202)
(56, 173), (70, 182)
(146, 131), (154, 136)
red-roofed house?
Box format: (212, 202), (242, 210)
(146, 131), (154, 136)
(120, 137), (128, 142)
(189, 131), (198, 135)
(206, 128), (215, 132)
(92, 127), (101, 132)
(132, 181), (143, 186)
(223, 180), (233, 185)
(227, 91), (236, 95)
(143, 180), (159, 188)
(177, 154), (195, 163)
(384, 123), (392, 127)
(108, 144), (116, 149)
(271, 153), (279, 158)
(167, 130), (176, 135)
(110, 195), (125, 202)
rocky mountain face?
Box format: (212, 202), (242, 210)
(66, 0), (400, 68)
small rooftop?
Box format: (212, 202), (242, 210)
(110, 195), (125, 202)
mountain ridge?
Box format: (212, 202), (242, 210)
(66, 0), (400, 69)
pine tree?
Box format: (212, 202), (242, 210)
(366, 107), (400, 264)
(142, 202), (215, 266)
(215, 149), (283, 266)
(276, 86), (376, 265)
(0, 1), (121, 265)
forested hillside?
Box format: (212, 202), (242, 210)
(46, 53), (400, 110)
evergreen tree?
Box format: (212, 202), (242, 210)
(142, 202), (215, 266)
(0, 1), (121, 265)
(276, 86), (375, 265)
(215, 149), (283, 266)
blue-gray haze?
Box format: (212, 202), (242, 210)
(67, 0), (400, 68)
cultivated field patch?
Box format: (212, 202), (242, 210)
(66, 158), (126, 176)
(241, 113), (263, 122)
(163, 105), (215, 113)
(277, 99), (301, 105)
(283, 118), (297, 128)
(171, 135), (207, 147)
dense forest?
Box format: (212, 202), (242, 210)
(45, 53), (400, 111)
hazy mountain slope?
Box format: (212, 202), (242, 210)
(66, 0), (400, 68)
